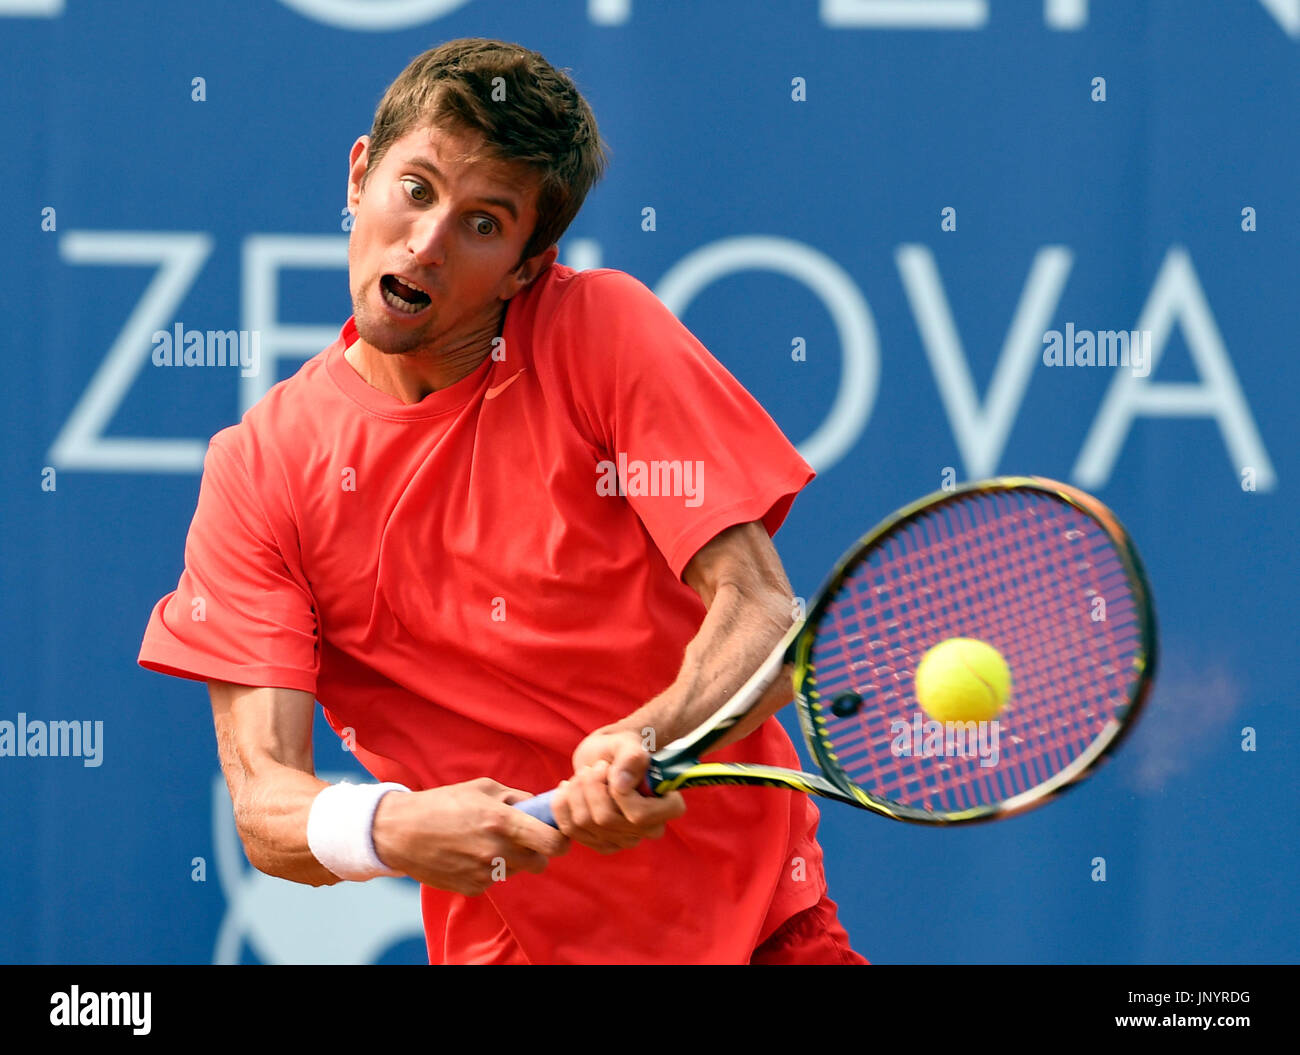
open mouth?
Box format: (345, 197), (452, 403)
(380, 274), (432, 315)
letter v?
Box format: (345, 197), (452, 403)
(897, 245), (1072, 477)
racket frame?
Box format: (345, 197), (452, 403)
(647, 475), (1158, 825)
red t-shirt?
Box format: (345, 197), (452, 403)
(139, 264), (827, 964)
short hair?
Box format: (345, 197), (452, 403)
(365, 38), (609, 265)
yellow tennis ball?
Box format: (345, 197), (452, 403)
(914, 638), (1011, 722)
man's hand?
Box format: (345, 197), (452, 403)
(550, 727), (686, 854)
(371, 778), (570, 896)
(210, 682), (569, 895)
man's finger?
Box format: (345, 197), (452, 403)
(608, 741), (650, 793)
(496, 785), (535, 806)
(553, 775), (624, 854)
(503, 849), (550, 876)
(612, 780), (686, 827)
(582, 760), (634, 830)
(574, 763), (641, 850)
(506, 805), (571, 856)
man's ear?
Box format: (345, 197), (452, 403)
(503, 244), (559, 300)
(347, 136), (371, 213)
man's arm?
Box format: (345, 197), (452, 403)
(209, 681), (569, 895)
(549, 520), (797, 851)
(609, 519), (797, 751)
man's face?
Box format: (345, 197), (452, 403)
(345, 122), (553, 357)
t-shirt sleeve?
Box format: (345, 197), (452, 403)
(553, 269), (815, 578)
(137, 434), (319, 693)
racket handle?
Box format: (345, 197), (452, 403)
(513, 790), (558, 827)
(513, 769), (660, 828)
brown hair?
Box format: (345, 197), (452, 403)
(365, 38), (608, 265)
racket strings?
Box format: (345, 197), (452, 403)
(807, 489), (1143, 813)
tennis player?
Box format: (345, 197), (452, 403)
(139, 38), (867, 965)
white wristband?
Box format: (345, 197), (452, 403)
(306, 781), (410, 881)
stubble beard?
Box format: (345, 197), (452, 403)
(351, 282), (440, 358)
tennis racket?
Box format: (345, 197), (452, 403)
(515, 475), (1156, 826)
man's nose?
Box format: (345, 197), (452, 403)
(407, 207), (452, 266)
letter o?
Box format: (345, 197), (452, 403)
(655, 236), (878, 473)
(277, 0), (471, 31)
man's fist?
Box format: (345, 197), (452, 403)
(372, 778), (570, 896)
(551, 727), (686, 854)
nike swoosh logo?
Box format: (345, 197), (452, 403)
(485, 368), (527, 400)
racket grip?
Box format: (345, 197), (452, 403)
(513, 790), (558, 827)
(514, 769), (659, 827)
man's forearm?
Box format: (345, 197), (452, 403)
(227, 762), (338, 885)
(609, 578), (796, 755)
(210, 681), (342, 886)
(545, 523), (798, 846)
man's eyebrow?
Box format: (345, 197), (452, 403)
(401, 156), (521, 222)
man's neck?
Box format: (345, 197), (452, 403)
(346, 315), (503, 404)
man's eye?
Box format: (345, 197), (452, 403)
(401, 179), (428, 201)
(474, 217), (498, 236)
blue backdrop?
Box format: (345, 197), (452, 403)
(1, 0), (1296, 964)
